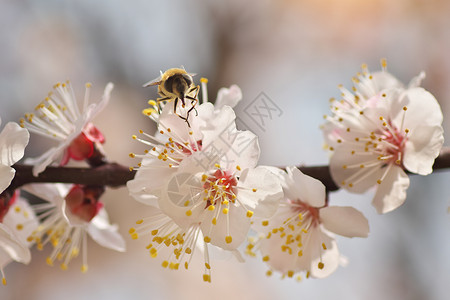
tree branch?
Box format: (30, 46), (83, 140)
(7, 147), (450, 193)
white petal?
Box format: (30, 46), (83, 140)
(403, 125), (444, 175)
(88, 208), (126, 252)
(0, 165), (15, 194)
(372, 71), (404, 92)
(200, 205), (251, 250)
(320, 206), (369, 238)
(3, 197), (39, 246)
(310, 233), (340, 278)
(287, 167), (326, 208)
(0, 122), (29, 166)
(0, 223), (31, 264)
(22, 183), (70, 205)
(372, 167), (410, 214)
(407, 71), (425, 88)
(236, 167), (282, 219)
(400, 88), (443, 130)
(219, 130), (260, 170)
(330, 146), (385, 194)
(214, 85), (242, 109)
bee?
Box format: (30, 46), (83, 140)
(143, 68), (199, 125)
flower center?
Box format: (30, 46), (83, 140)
(65, 185), (104, 222)
(202, 169), (238, 208)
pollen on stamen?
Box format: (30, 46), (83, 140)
(322, 243), (327, 250)
(186, 210), (192, 216)
(129, 153), (135, 158)
(81, 265), (88, 273)
(222, 208), (229, 214)
(262, 220), (269, 226)
(203, 274), (211, 283)
(246, 210), (254, 218)
(252, 188), (257, 192)
(236, 165), (241, 171)
(204, 236), (211, 243)
(318, 262), (325, 269)
(262, 256), (270, 262)
(225, 236), (232, 244)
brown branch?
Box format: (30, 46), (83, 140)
(6, 147), (450, 194)
(8, 163), (136, 191)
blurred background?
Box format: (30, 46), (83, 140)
(0, 0), (449, 299)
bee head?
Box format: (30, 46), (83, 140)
(164, 73), (193, 99)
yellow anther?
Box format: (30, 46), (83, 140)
(322, 243), (327, 250)
(252, 188), (257, 192)
(204, 236), (211, 243)
(136, 219), (143, 225)
(222, 208), (229, 214)
(236, 165), (241, 171)
(266, 270), (273, 277)
(131, 233), (138, 240)
(81, 264), (88, 273)
(377, 179), (382, 184)
(208, 205), (215, 211)
(262, 256), (269, 262)
(262, 220), (269, 226)
(46, 257), (53, 266)
(298, 250), (303, 257)
(60, 263), (68, 271)
(214, 163), (221, 169)
(212, 218), (217, 225)
(203, 274), (211, 282)
(205, 263), (211, 269)
(162, 260), (169, 268)
(129, 228), (136, 234)
(225, 236), (232, 244)
(318, 262), (324, 269)
(2, 278), (6, 285)
(200, 77), (208, 83)
(14, 206), (21, 213)
(148, 100), (157, 106)
(287, 270), (294, 278)
(129, 153), (135, 158)
(246, 210), (254, 218)
(186, 210), (192, 216)
(85, 82), (92, 88)
(16, 224), (24, 230)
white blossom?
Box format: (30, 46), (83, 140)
(21, 82), (113, 176)
(322, 62), (444, 213)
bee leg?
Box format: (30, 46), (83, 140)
(186, 96), (199, 117)
(156, 96), (171, 113)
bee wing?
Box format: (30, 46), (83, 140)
(180, 65), (196, 77)
(143, 70), (163, 87)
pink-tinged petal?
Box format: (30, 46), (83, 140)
(0, 223), (31, 264)
(0, 165), (15, 194)
(287, 167), (325, 208)
(214, 85), (242, 109)
(200, 204), (251, 250)
(87, 209), (126, 252)
(0, 122), (29, 166)
(403, 125), (444, 175)
(320, 206), (369, 238)
(372, 167), (410, 214)
(236, 167), (282, 219)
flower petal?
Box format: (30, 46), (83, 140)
(372, 167), (410, 214)
(287, 167), (326, 208)
(0, 122), (29, 166)
(88, 208), (126, 252)
(0, 223), (31, 264)
(214, 85), (242, 109)
(320, 206), (369, 238)
(236, 167), (282, 219)
(403, 125), (444, 175)
(0, 165), (15, 194)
